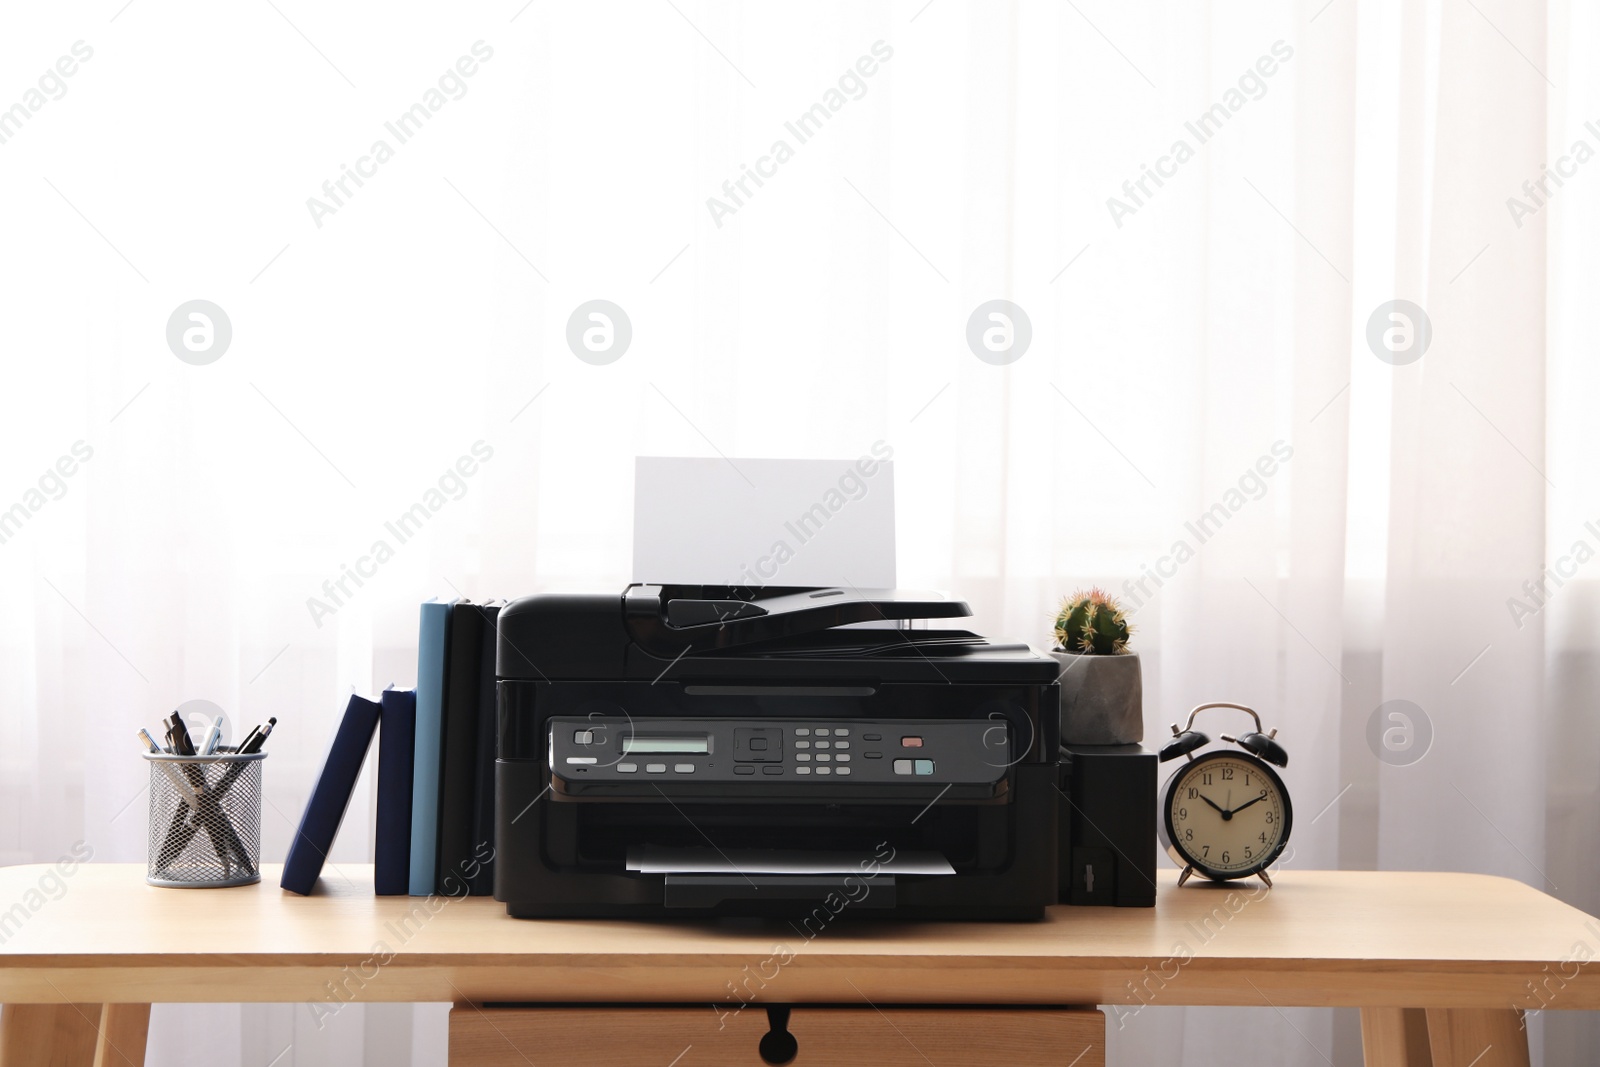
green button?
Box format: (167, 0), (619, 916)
(914, 759), (934, 775)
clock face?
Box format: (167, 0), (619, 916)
(1164, 751), (1291, 880)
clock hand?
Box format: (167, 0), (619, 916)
(1197, 794), (1234, 821)
(1231, 794), (1269, 815)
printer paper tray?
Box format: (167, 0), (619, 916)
(627, 845), (955, 876)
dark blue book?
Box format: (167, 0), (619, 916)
(410, 600), (454, 895)
(437, 602), (486, 895)
(374, 688), (416, 895)
(469, 603), (502, 895)
(281, 694), (382, 896)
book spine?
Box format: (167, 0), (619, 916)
(375, 689), (416, 895)
(437, 604), (486, 894)
(409, 602), (452, 895)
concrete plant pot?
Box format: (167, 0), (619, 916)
(1052, 651), (1144, 745)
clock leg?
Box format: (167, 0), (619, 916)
(1422, 1008), (1529, 1067)
(1176, 866), (1194, 888)
(1257, 868), (1273, 889)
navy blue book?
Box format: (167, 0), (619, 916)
(374, 688), (417, 895)
(437, 603), (486, 894)
(281, 694), (382, 896)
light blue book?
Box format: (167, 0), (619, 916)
(410, 599), (455, 895)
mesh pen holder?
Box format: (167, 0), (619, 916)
(144, 752), (264, 888)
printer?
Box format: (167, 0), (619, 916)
(494, 584), (1156, 920)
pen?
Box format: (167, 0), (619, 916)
(201, 720), (222, 756)
(235, 722), (263, 754)
(241, 717), (277, 754)
(164, 711), (233, 874)
(165, 711), (196, 756)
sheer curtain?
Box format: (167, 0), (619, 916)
(1, 0), (1593, 1063)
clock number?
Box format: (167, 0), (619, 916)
(1201, 846), (1209, 857)
(1265, 811), (1274, 824)
(1260, 832), (1269, 844)
(1220, 851), (1230, 864)
(1178, 807), (1188, 819)
(1202, 772), (1213, 785)
(1245, 847), (1253, 859)
(1187, 787), (1198, 800)
(1183, 829), (1193, 841)
(1260, 788), (1268, 798)
(1221, 767), (1234, 781)
(1246, 773), (1252, 786)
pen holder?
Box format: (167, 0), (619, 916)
(144, 752), (265, 888)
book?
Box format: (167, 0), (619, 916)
(437, 602), (486, 895)
(374, 688), (416, 895)
(281, 694), (382, 896)
(469, 603), (502, 895)
(410, 599), (455, 896)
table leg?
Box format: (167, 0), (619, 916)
(92, 1005), (150, 1067)
(0, 1003), (100, 1066)
(1423, 1009), (1530, 1067)
(1361, 1007), (1432, 1065)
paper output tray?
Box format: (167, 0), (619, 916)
(663, 874), (897, 909)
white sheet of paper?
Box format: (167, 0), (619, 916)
(626, 846), (955, 876)
(633, 455), (895, 588)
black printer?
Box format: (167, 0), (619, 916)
(494, 584), (1155, 920)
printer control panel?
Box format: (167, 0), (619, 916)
(548, 716), (1010, 797)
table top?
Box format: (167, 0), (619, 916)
(2, 864), (1597, 1010)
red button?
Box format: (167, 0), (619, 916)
(901, 736), (923, 748)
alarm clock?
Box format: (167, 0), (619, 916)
(1158, 702), (1291, 888)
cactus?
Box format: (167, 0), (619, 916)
(1053, 587), (1133, 655)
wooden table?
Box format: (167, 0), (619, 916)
(1, 864), (1596, 1065)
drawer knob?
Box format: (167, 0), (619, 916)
(759, 1006), (798, 1065)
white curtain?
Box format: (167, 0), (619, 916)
(1, 0), (1594, 1063)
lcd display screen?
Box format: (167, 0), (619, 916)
(622, 737), (711, 754)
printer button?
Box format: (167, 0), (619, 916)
(834, 741), (850, 750)
(836, 767), (851, 775)
(795, 729), (810, 736)
(815, 729), (830, 737)
(816, 754), (831, 763)
(914, 759), (935, 775)
(574, 730), (594, 745)
(762, 766), (783, 775)
(617, 762), (637, 773)
(646, 763), (667, 774)
(735, 766), (756, 775)
(796, 754), (811, 762)
(835, 728), (850, 737)
(893, 759), (913, 775)
(674, 763), (695, 774)
(815, 741), (830, 750)
(796, 766), (811, 774)
(901, 736), (924, 748)
(795, 741), (810, 749)
(835, 754), (850, 762)
(864, 732), (883, 741)
(864, 752), (883, 759)
(816, 766), (831, 775)
(565, 757), (598, 765)
(735, 727), (783, 762)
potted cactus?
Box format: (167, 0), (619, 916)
(1051, 588), (1143, 745)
